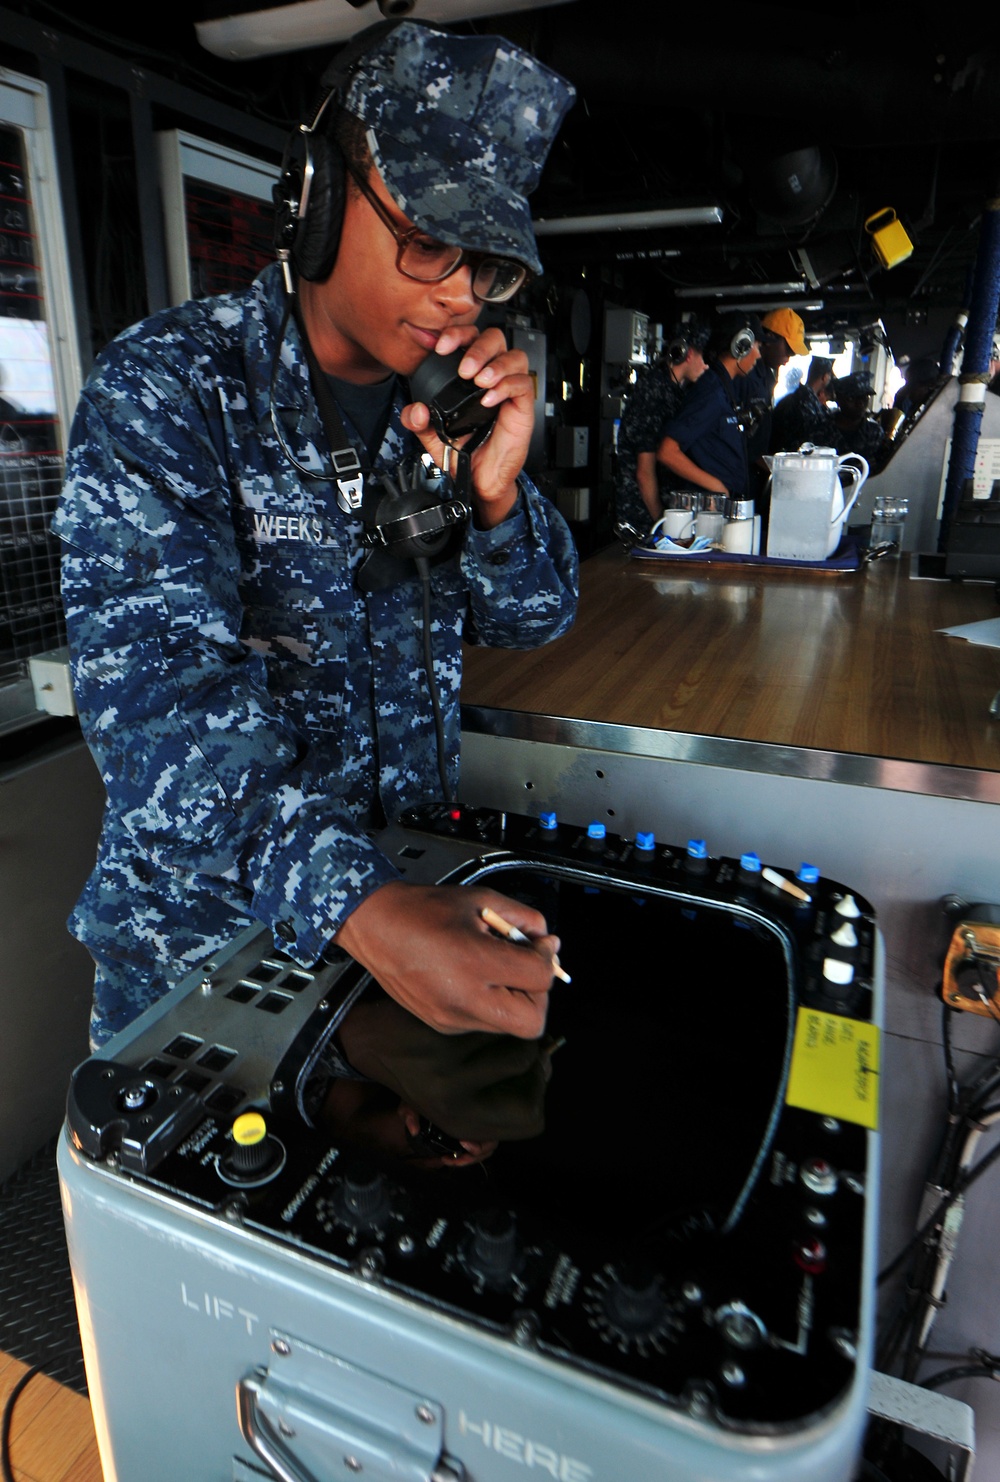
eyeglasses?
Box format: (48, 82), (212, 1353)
(347, 165), (528, 304)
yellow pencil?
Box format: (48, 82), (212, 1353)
(481, 905), (573, 983)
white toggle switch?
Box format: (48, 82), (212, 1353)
(835, 894), (861, 918)
(823, 957), (855, 986)
(830, 920), (858, 949)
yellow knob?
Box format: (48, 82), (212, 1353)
(232, 1112), (267, 1146)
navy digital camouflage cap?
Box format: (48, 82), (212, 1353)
(834, 373), (874, 399)
(340, 21), (575, 277)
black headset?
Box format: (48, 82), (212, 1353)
(730, 321), (757, 360)
(666, 336), (690, 366)
(272, 20), (400, 285)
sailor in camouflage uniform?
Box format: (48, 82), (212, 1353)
(54, 22), (578, 1049)
(769, 357), (836, 454)
(613, 326), (707, 538)
(828, 373), (891, 473)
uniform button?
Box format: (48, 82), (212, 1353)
(486, 549), (511, 566)
(274, 920), (295, 943)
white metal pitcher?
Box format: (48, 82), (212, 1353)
(766, 445), (869, 561)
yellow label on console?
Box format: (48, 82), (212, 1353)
(785, 1009), (880, 1129)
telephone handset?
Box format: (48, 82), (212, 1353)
(408, 346), (500, 445)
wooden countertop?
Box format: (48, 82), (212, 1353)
(461, 545), (1000, 773)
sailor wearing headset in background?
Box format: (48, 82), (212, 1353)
(613, 321), (709, 539)
(52, 20), (579, 1052)
(656, 311), (763, 502)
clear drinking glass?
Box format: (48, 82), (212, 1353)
(695, 493), (728, 544)
(870, 495), (909, 554)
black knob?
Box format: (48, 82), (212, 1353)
(603, 1261), (665, 1335)
(469, 1208), (521, 1282)
(231, 1140), (271, 1175)
(220, 1112), (284, 1183)
(334, 1166), (392, 1229)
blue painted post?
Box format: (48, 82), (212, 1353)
(939, 188), (1000, 551)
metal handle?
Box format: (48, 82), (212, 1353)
(236, 1370), (466, 1482)
(237, 1373), (318, 1482)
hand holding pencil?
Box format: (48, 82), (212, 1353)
(481, 905), (572, 983)
(335, 881), (562, 1040)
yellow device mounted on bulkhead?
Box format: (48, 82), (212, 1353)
(865, 208), (914, 270)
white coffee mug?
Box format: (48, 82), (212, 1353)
(660, 509), (697, 539)
(694, 511), (726, 544)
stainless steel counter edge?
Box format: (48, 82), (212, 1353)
(461, 705), (1000, 806)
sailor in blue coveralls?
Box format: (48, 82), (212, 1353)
(53, 22), (579, 1050)
(657, 313), (763, 501)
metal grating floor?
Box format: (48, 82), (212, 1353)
(0, 1138), (87, 1395)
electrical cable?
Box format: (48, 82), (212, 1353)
(1, 1365), (41, 1482)
(921, 1362), (1000, 1391)
(876, 1003), (1000, 1376)
(876, 1109), (1000, 1382)
(941, 999), (960, 1116)
(879, 1126), (1000, 1285)
(874, 966), (1000, 1475)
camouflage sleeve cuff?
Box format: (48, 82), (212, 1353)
(248, 813), (402, 967)
(460, 473), (578, 648)
(463, 476), (546, 571)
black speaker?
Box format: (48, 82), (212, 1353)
(272, 20), (400, 284)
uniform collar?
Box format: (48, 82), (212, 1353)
(244, 262), (410, 478)
(244, 263), (314, 426)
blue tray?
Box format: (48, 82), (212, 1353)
(629, 536), (861, 573)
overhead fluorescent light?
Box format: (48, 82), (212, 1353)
(736, 301), (825, 313)
(533, 206), (723, 236)
(675, 281), (805, 298)
(197, 0), (575, 60)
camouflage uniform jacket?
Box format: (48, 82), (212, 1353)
(54, 263), (578, 1040)
(831, 414), (889, 473)
(769, 384), (833, 455)
(613, 362), (685, 537)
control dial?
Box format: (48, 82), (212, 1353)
(324, 1161), (394, 1233)
(583, 1261), (685, 1355)
(463, 1207), (525, 1288)
(218, 1112), (285, 1186)
(315, 1162), (403, 1241)
(338, 1166), (393, 1227)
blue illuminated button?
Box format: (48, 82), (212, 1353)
(687, 838), (708, 859)
(587, 821), (607, 840)
(635, 831), (655, 853)
(740, 851), (762, 873)
(539, 811), (558, 832)
(797, 862), (820, 884)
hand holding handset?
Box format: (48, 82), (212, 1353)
(408, 347), (500, 445)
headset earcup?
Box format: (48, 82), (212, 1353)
(293, 133), (347, 283)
